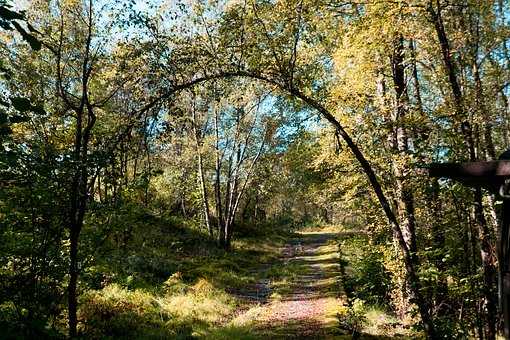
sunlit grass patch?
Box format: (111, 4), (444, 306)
(324, 295), (346, 325)
(271, 277), (293, 296)
(79, 277), (238, 339)
(232, 236), (286, 263)
(186, 259), (255, 289)
(159, 277), (236, 324)
(361, 306), (417, 338)
(227, 303), (267, 328)
(79, 284), (172, 338)
(299, 224), (344, 233)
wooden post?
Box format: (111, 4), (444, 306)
(502, 199), (510, 339)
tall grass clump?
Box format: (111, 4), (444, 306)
(79, 275), (237, 339)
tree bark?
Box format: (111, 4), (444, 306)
(68, 226), (80, 338)
(391, 35), (418, 255)
(191, 99), (213, 237)
(214, 105), (226, 247)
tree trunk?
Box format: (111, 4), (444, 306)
(391, 35), (418, 255)
(191, 101), (213, 237)
(475, 187), (498, 340)
(214, 106), (226, 247)
(198, 151), (213, 237)
(68, 227), (79, 338)
(430, 179), (449, 314)
(388, 35), (437, 329)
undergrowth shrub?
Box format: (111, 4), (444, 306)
(337, 298), (367, 339)
(340, 236), (391, 306)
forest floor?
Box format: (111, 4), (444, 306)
(80, 220), (415, 339)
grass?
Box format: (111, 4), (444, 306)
(79, 279), (238, 339)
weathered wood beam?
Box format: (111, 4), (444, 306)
(429, 161), (510, 190)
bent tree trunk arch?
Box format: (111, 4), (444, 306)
(143, 69), (437, 338)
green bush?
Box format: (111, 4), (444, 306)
(340, 237), (391, 306)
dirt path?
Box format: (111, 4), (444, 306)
(230, 230), (343, 338)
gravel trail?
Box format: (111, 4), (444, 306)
(233, 231), (342, 339)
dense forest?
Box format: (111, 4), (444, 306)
(1, 0), (510, 338)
